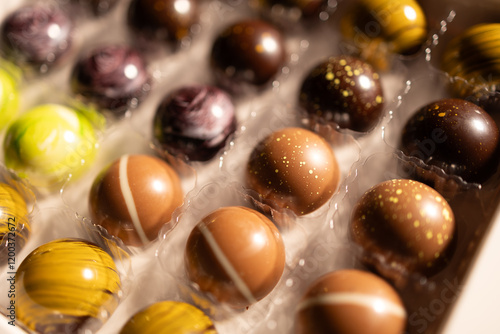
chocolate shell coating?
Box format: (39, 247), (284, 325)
(153, 85), (236, 161)
(296, 269), (407, 334)
(71, 45), (151, 115)
(89, 154), (183, 247)
(351, 179), (455, 281)
(246, 127), (340, 215)
(299, 55), (384, 132)
(127, 0), (199, 42)
(0, 3), (73, 69)
(400, 98), (499, 183)
(185, 206), (285, 309)
(210, 19), (286, 89)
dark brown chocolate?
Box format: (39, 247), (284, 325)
(351, 179), (455, 282)
(89, 154), (184, 247)
(296, 269), (407, 334)
(246, 127), (340, 216)
(185, 206), (285, 309)
(299, 55), (384, 132)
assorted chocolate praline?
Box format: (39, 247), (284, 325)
(70, 45), (151, 115)
(351, 179), (456, 282)
(127, 0), (199, 43)
(210, 19), (286, 91)
(296, 269), (407, 334)
(299, 55), (384, 132)
(153, 85), (236, 162)
(0, 3), (73, 70)
(400, 98), (500, 183)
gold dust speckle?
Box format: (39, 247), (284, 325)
(426, 231), (433, 239)
(375, 96), (383, 103)
(415, 194), (422, 200)
(309, 170), (313, 174)
(438, 112), (446, 117)
(414, 220), (420, 227)
(396, 189), (402, 195)
(325, 72), (334, 80)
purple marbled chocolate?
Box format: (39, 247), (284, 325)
(1, 3), (73, 68)
(70, 45), (151, 114)
(153, 85), (236, 161)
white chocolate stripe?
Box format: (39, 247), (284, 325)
(297, 292), (407, 318)
(197, 223), (258, 305)
(119, 155), (149, 245)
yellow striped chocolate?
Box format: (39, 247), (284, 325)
(120, 301), (216, 334)
(16, 238), (121, 333)
(0, 183), (30, 252)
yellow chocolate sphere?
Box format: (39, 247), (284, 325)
(120, 301), (216, 334)
(0, 183), (30, 253)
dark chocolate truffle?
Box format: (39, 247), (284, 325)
(299, 55), (384, 132)
(210, 19), (286, 90)
(185, 206), (285, 309)
(441, 23), (500, 98)
(127, 0), (199, 42)
(351, 179), (455, 281)
(153, 85), (236, 161)
(400, 98), (499, 183)
(1, 3), (73, 70)
(296, 269), (407, 334)
(70, 45), (151, 115)
(246, 127), (340, 216)
(89, 154), (184, 247)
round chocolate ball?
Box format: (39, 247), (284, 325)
(16, 238), (121, 333)
(185, 206), (285, 309)
(127, 0), (199, 42)
(0, 3), (73, 69)
(246, 127), (340, 216)
(299, 55), (384, 132)
(442, 23), (500, 98)
(0, 183), (30, 259)
(351, 179), (455, 281)
(210, 19), (286, 90)
(153, 85), (236, 162)
(120, 301), (216, 334)
(72, 0), (119, 16)
(340, 0), (427, 55)
(400, 98), (499, 183)
(0, 67), (19, 129)
(296, 269), (407, 334)
(70, 45), (151, 115)
(89, 154), (184, 247)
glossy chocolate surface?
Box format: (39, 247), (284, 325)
(71, 45), (151, 114)
(210, 19), (286, 89)
(153, 85), (236, 161)
(296, 269), (407, 334)
(299, 55), (384, 132)
(0, 3), (73, 68)
(89, 154), (183, 247)
(351, 179), (455, 281)
(246, 127), (340, 215)
(400, 98), (499, 183)
(185, 206), (285, 309)
(127, 0), (199, 42)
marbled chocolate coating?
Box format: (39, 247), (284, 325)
(185, 206), (285, 309)
(246, 127), (340, 215)
(0, 3), (73, 68)
(210, 19), (286, 89)
(351, 179), (455, 279)
(120, 301), (216, 334)
(400, 98), (499, 183)
(16, 238), (121, 333)
(296, 269), (406, 334)
(299, 56), (384, 132)
(89, 154), (183, 247)
(127, 0), (199, 42)
(153, 85), (236, 161)
(71, 45), (151, 115)
(442, 23), (500, 98)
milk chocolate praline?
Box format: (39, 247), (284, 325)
(299, 55), (384, 132)
(185, 206), (285, 309)
(400, 98), (499, 184)
(210, 19), (286, 91)
(296, 269), (407, 334)
(351, 179), (455, 282)
(89, 154), (183, 247)
(246, 127), (340, 216)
